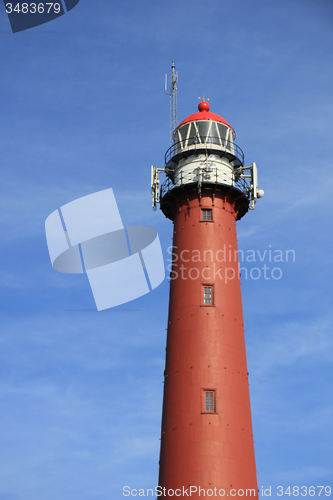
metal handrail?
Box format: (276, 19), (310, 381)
(160, 167), (251, 200)
(164, 136), (244, 167)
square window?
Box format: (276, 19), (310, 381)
(201, 209), (212, 221)
(201, 284), (214, 306)
(202, 389), (216, 413)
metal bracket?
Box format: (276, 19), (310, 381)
(151, 165), (166, 208)
(234, 162), (263, 210)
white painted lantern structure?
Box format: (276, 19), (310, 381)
(165, 101), (243, 189)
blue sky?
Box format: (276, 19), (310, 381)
(0, 0), (332, 498)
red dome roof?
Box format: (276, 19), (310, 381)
(177, 101), (232, 129)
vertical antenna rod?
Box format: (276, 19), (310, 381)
(165, 61), (178, 146)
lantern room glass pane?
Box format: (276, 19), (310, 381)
(187, 122), (200, 146)
(197, 121), (210, 142)
(218, 123), (228, 142)
(209, 122), (220, 145)
(197, 121), (220, 146)
(178, 124), (189, 144)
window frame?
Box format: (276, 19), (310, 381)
(201, 284), (214, 307)
(200, 208), (213, 222)
(201, 388), (217, 414)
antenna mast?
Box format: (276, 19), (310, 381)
(165, 61), (178, 146)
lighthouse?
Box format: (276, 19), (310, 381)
(152, 97), (263, 499)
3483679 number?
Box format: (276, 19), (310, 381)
(277, 486), (331, 496)
(5, 3), (61, 14)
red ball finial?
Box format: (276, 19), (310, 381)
(198, 101), (210, 112)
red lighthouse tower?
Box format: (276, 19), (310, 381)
(152, 98), (263, 499)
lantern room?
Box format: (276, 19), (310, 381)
(166, 101), (244, 169)
(164, 101), (244, 190)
